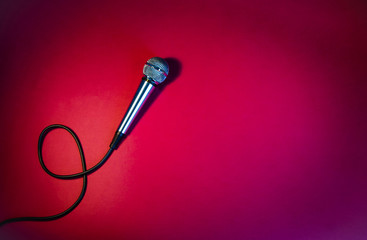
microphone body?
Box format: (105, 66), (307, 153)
(110, 77), (156, 149)
(110, 57), (169, 150)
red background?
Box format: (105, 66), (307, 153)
(0, 0), (366, 239)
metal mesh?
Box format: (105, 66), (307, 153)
(143, 57), (169, 84)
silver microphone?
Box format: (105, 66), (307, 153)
(110, 57), (169, 150)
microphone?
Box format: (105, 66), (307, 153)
(109, 57), (169, 150)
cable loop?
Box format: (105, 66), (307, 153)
(0, 124), (114, 226)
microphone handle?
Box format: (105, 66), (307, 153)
(110, 77), (156, 150)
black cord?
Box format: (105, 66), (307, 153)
(0, 124), (114, 226)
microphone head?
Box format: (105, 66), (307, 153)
(143, 57), (169, 84)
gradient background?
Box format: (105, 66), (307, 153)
(0, 0), (366, 239)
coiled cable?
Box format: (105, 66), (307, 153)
(0, 124), (114, 226)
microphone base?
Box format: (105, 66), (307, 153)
(110, 132), (126, 150)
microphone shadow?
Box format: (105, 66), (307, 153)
(124, 57), (182, 135)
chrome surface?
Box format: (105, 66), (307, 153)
(117, 79), (155, 134)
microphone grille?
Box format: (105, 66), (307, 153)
(143, 57), (169, 84)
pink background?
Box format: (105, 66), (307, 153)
(0, 0), (366, 239)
